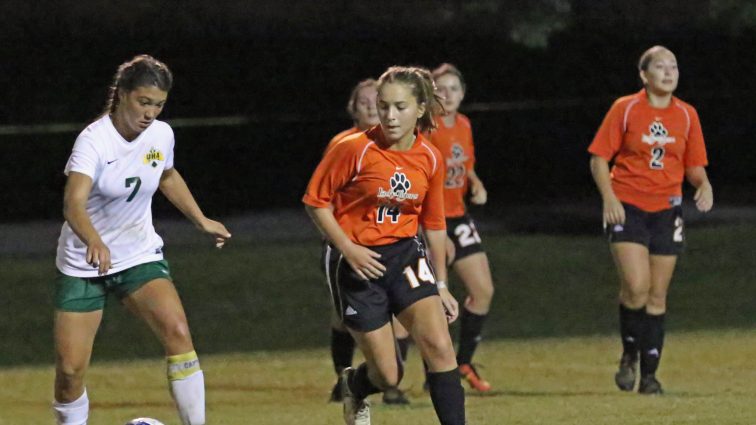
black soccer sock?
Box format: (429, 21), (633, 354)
(427, 368), (466, 425)
(640, 312), (666, 377)
(331, 328), (355, 375)
(619, 304), (645, 360)
(456, 308), (488, 365)
(396, 337), (410, 363)
(348, 362), (382, 400)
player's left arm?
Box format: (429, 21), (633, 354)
(422, 154), (459, 323)
(685, 166), (713, 213)
(684, 106), (712, 213)
(159, 167), (231, 248)
(468, 167), (487, 205)
(424, 228), (459, 323)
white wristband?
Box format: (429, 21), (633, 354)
(436, 280), (447, 289)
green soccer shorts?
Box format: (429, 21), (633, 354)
(54, 260), (172, 312)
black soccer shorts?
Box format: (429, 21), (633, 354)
(605, 202), (684, 255)
(323, 237), (440, 332)
(446, 214), (485, 265)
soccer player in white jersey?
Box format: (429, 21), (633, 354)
(52, 55), (231, 425)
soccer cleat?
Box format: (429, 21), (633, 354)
(341, 368), (371, 425)
(459, 363), (492, 392)
(382, 387), (410, 405)
(638, 375), (663, 395)
(614, 354), (637, 391)
(329, 379), (344, 403)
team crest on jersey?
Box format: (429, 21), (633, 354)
(143, 147), (165, 168)
(377, 172), (419, 201)
(641, 120), (676, 146)
(448, 143), (469, 164)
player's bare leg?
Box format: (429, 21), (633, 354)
(53, 310), (102, 424)
(382, 317), (411, 404)
(399, 296), (465, 425)
(124, 278), (204, 424)
(342, 323), (398, 424)
(612, 242), (654, 393)
(636, 255), (677, 394)
(453, 252), (494, 391)
(329, 310), (356, 402)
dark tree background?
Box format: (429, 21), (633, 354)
(1, 0), (754, 221)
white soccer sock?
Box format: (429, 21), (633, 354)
(52, 388), (89, 425)
(167, 351), (205, 425)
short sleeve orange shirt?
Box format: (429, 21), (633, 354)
(428, 114), (475, 218)
(324, 126), (360, 155)
(303, 127), (446, 246)
(588, 90), (708, 212)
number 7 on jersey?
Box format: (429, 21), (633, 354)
(125, 176), (141, 202)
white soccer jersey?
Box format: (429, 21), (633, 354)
(56, 115), (175, 277)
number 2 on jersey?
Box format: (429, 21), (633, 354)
(125, 176), (142, 202)
(650, 146), (665, 169)
(673, 216), (683, 242)
(403, 258), (435, 288)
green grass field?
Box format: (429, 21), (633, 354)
(2, 331), (756, 424)
(1, 222), (754, 423)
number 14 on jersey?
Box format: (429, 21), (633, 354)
(403, 258), (435, 288)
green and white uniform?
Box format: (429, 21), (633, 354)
(56, 115), (175, 277)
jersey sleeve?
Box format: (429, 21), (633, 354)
(302, 140), (359, 208)
(588, 99), (625, 161)
(420, 152), (446, 230)
(683, 106), (708, 167)
(467, 121), (476, 169)
(64, 132), (101, 180)
(164, 126), (176, 170)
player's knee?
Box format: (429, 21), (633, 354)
(621, 281), (650, 306)
(164, 319), (192, 345)
(56, 364), (86, 392)
(417, 334), (455, 367)
(646, 292), (667, 312)
(475, 282), (495, 305)
(369, 364), (400, 388)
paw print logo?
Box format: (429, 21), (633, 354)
(390, 172), (411, 193)
(451, 144), (465, 160)
(648, 121), (668, 138)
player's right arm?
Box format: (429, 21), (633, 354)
(63, 172), (111, 275)
(589, 99), (627, 225)
(467, 167), (487, 205)
(590, 155), (625, 225)
(306, 206), (386, 281)
(303, 137), (386, 281)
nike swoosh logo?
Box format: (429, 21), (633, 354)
(107, 159), (118, 164)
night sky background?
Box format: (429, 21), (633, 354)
(1, 0), (754, 223)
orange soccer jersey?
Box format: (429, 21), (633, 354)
(428, 114), (475, 218)
(324, 126), (360, 155)
(303, 126), (446, 246)
(588, 90), (708, 212)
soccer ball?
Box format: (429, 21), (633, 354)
(125, 419), (165, 425)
